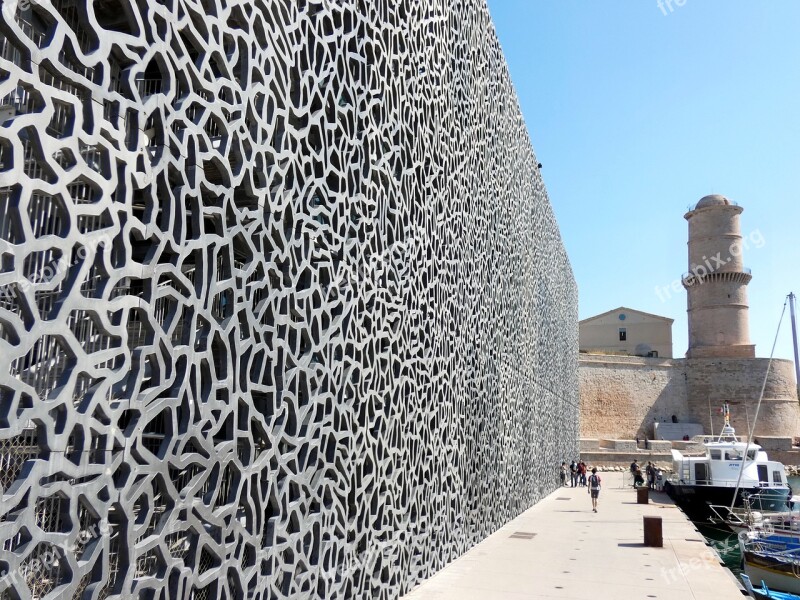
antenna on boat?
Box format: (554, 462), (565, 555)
(715, 402), (733, 443)
(708, 396), (715, 438)
(729, 297), (789, 512)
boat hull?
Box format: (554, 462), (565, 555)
(743, 551), (800, 596)
(665, 481), (790, 519)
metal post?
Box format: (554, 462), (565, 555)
(790, 292), (800, 399)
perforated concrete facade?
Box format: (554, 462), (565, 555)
(0, 1), (578, 598)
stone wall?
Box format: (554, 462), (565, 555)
(579, 355), (688, 440)
(686, 358), (800, 437)
(580, 355), (800, 442)
(579, 451), (673, 471)
(0, 1), (578, 599)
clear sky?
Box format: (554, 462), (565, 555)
(486, 0), (800, 362)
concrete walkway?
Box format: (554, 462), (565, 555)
(402, 473), (744, 600)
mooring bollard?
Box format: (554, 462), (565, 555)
(643, 516), (663, 547)
(637, 486), (649, 504)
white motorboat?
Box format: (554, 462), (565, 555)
(664, 410), (790, 519)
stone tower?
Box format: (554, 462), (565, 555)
(683, 194), (755, 359)
(683, 195), (799, 437)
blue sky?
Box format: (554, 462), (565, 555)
(486, 0), (800, 361)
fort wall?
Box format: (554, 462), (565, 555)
(579, 355), (687, 440)
(686, 358), (800, 437)
(580, 355), (800, 443)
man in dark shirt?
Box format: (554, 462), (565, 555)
(646, 462), (655, 489)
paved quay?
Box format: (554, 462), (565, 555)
(402, 473), (744, 600)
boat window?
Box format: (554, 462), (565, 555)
(710, 449), (722, 460)
(773, 470), (783, 484)
(757, 465), (769, 484)
(726, 450), (742, 461)
(747, 450), (756, 460)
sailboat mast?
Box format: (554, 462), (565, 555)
(729, 299), (788, 513)
(790, 292), (800, 399)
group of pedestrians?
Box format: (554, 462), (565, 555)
(629, 460), (659, 489)
(559, 456), (661, 513)
(560, 460), (588, 487)
(559, 460), (602, 512)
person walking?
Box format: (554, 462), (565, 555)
(578, 461), (587, 487)
(570, 460), (578, 487)
(588, 468), (602, 512)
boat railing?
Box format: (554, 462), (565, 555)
(708, 504), (749, 527)
(741, 528), (800, 551)
(714, 511), (800, 535)
(744, 541), (800, 559)
(759, 516), (800, 535)
(687, 478), (787, 489)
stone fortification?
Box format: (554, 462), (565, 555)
(579, 355), (687, 439)
(581, 195), (800, 446)
(580, 355), (800, 441)
(686, 358), (800, 437)
(683, 196), (755, 359)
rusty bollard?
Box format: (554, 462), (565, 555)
(643, 516), (663, 547)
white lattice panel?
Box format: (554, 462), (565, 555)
(0, 1), (578, 598)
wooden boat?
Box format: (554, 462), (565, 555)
(741, 574), (800, 600)
(739, 530), (800, 596)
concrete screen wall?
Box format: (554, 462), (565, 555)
(0, 1), (578, 598)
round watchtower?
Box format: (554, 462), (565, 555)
(682, 195), (755, 359)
